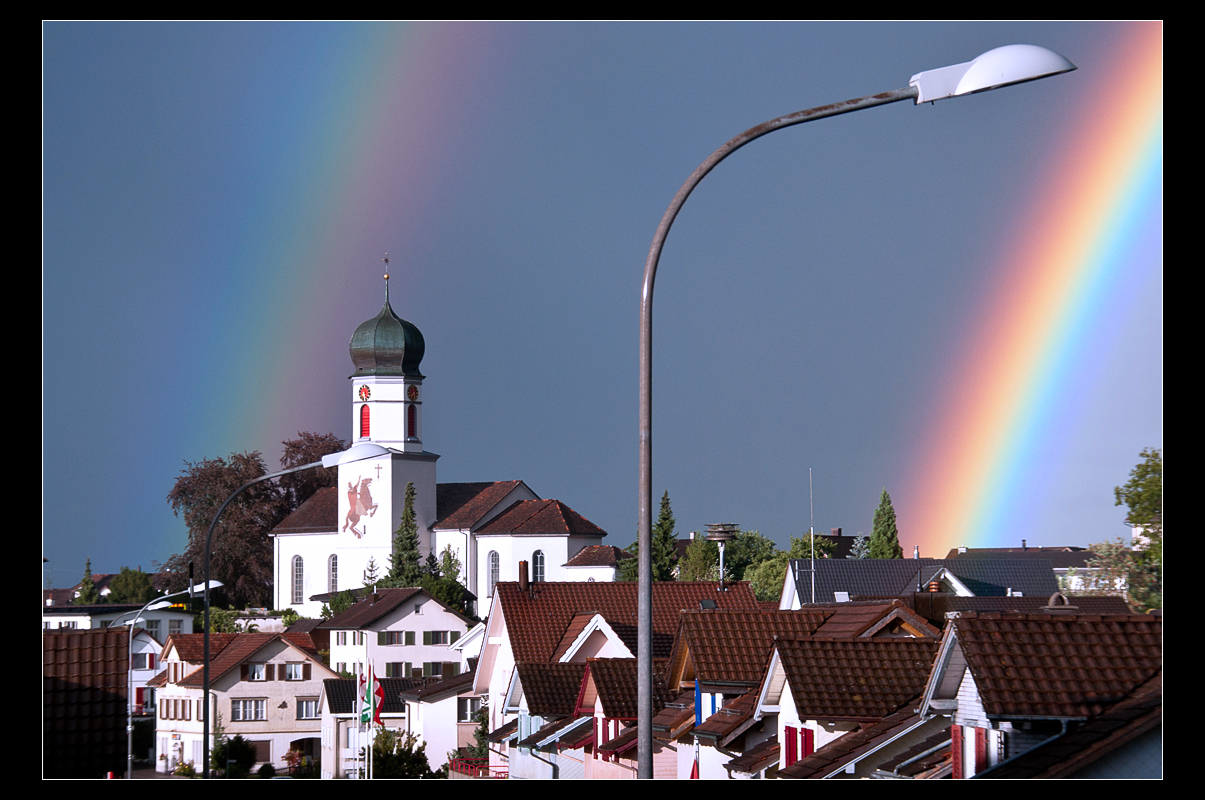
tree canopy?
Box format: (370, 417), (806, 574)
(677, 535), (720, 581)
(108, 566), (158, 604)
(868, 489), (904, 559)
(161, 432), (346, 609)
(1115, 447), (1162, 534)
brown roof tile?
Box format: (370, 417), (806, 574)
(777, 638), (939, 721)
(435, 481), (529, 529)
(694, 688), (759, 743)
(171, 633), (322, 686)
(476, 499), (606, 537)
(273, 486), (340, 533)
(565, 544), (631, 567)
(670, 609), (829, 690)
(43, 628), (131, 777)
(515, 662), (588, 717)
(583, 658), (671, 719)
(496, 580), (760, 664)
(953, 611), (1162, 719)
(779, 708), (931, 779)
(651, 690), (696, 739)
(317, 587), (425, 630)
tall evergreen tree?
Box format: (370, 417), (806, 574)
(618, 490), (680, 581)
(847, 533), (871, 559)
(388, 482), (422, 586)
(362, 556), (380, 587)
(868, 489), (903, 559)
(75, 558), (101, 604)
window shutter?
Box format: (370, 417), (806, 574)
(423, 631), (432, 645)
(378, 632), (387, 646)
(268, 664), (277, 681)
(951, 725), (963, 780)
(241, 664), (249, 681)
(450, 631), (460, 644)
(148, 654), (155, 669)
(802, 726), (814, 757)
(405, 631), (415, 646)
(785, 725), (798, 768)
(304, 663), (311, 680)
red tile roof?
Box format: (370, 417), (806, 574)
(515, 662), (588, 717)
(273, 486), (340, 533)
(175, 632), (323, 687)
(435, 481), (530, 529)
(776, 638), (940, 721)
(495, 580), (760, 664)
(476, 499), (606, 537)
(566, 545), (631, 567)
(581, 658), (672, 720)
(43, 629), (130, 777)
(953, 611), (1162, 720)
(669, 609), (829, 690)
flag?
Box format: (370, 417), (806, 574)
(359, 671), (371, 724)
(372, 670), (384, 726)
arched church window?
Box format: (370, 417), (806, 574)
(488, 551), (500, 597)
(328, 555), (338, 593)
(292, 556), (304, 605)
(407, 404), (416, 438)
(532, 550), (545, 583)
(360, 405), (370, 438)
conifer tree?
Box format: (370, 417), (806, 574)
(388, 482), (422, 586)
(868, 490), (903, 559)
(651, 491), (678, 581)
(75, 558), (101, 604)
(362, 556), (380, 587)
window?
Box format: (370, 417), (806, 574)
(296, 699), (320, 720)
(292, 556), (304, 605)
(232, 699), (266, 721)
(458, 697), (481, 723)
(284, 663), (304, 681)
(247, 663), (266, 681)
(360, 404), (370, 438)
(423, 662), (459, 678)
(336, 631), (347, 646)
(145, 620), (161, 641)
(328, 555), (338, 593)
(407, 404), (416, 438)
(424, 630), (457, 645)
(533, 550), (545, 582)
(385, 662), (411, 678)
(385, 631), (406, 645)
(131, 653), (155, 670)
(336, 662), (346, 674)
(169, 619), (182, 636)
(414, 601), (423, 615)
(488, 551), (499, 596)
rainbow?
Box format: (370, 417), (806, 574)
(902, 23), (1163, 557)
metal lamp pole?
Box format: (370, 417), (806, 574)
(636, 44), (1075, 777)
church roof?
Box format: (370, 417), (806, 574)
(348, 281), (424, 378)
(273, 486), (340, 533)
(476, 499), (606, 538)
(566, 545), (632, 568)
(434, 481), (530, 530)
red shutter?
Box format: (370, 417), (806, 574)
(801, 726), (814, 757)
(147, 654), (155, 669)
(974, 727), (987, 773)
(951, 725), (963, 779)
(784, 725), (798, 768)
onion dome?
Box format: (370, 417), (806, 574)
(349, 277), (425, 378)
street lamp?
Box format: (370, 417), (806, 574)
(200, 443), (389, 778)
(111, 581), (222, 779)
(635, 44), (1074, 778)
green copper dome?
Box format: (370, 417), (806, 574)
(349, 282), (425, 378)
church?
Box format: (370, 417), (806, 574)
(271, 276), (614, 618)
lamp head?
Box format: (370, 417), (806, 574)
(910, 44), (1076, 104)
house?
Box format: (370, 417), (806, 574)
(577, 657), (676, 779)
(502, 662), (590, 779)
(44, 628), (132, 778)
(919, 610), (1162, 778)
(318, 586), (473, 680)
(272, 281), (609, 619)
(148, 632), (337, 774)
(780, 557), (1061, 624)
(318, 675), (432, 779)
(473, 577), (761, 776)
(398, 669), (480, 772)
(667, 602), (940, 779)
(41, 600), (194, 644)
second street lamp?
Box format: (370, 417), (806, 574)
(634, 44), (1075, 778)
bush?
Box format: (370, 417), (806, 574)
(257, 763), (276, 778)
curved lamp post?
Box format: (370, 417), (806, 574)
(110, 582), (221, 779)
(201, 442), (389, 778)
(635, 44), (1075, 777)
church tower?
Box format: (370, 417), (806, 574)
(335, 269), (438, 583)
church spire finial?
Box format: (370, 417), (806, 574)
(382, 253), (392, 304)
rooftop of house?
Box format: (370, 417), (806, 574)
(778, 708), (935, 779)
(944, 545), (1097, 569)
(43, 628), (131, 778)
(317, 586), (427, 630)
(565, 544), (632, 568)
(776, 637), (940, 722)
(580, 657), (672, 720)
(790, 557), (1061, 604)
(944, 594), (1132, 615)
(952, 611), (1162, 720)
(174, 632), (323, 687)
(514, 662), (588, 718)
(324, 677), (436, 715)
(475, 499), (607, 537)
(494, 580), (760, 664)
(397, 669), (476, 702)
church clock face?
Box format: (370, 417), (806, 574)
(407, 385), (419, 401)
(358, 385), (371, 401)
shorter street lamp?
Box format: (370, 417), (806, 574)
(111, 581), (222, 779)
(635, 44), (1076, 778)
(201, 442), (389, 778)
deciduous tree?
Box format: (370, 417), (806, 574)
(108, 566), (157, 604)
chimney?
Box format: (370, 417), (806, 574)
(518, 560), (529, 593)
(832, 527), (842, 537)
(1022, 539), (1027, 551)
